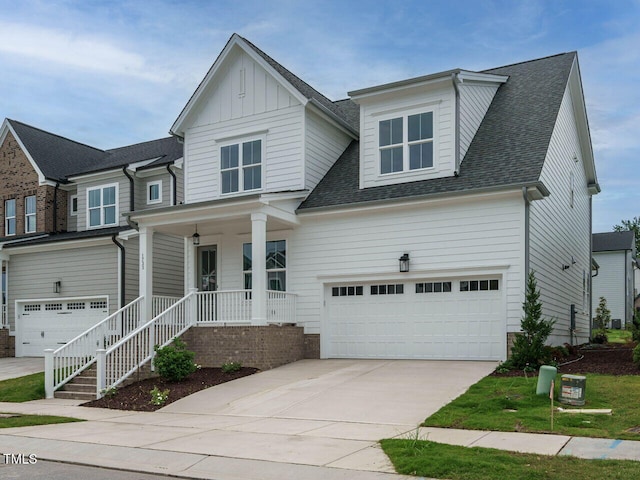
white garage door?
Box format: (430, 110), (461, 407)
(16, 297), (109, 357)
(325, 277), (504, 360)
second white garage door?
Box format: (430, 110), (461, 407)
(325, 277), (505, 360)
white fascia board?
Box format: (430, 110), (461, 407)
(0, 119), (49, 185)
(117, 229), (139, 241)
(457, 70), (509, 85)
(350, 75), (453, 103)
(173, 158), (184, 169)
(171, 34), (308, 136)
(67, 168), (123, 182)
(127, 157), (162, 172)
(259, 190), (310, 203)
(4, 236), (114, 254)
(306, 101), (358, 138)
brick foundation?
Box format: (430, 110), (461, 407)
(0, 329), (15, 357)
(181, 324), (305, 370)
(506, 332), (517, 359)
(303, 334), (320, 359)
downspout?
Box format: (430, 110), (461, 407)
(53, 182), (59, 233)
(451, 72), (461, 176)
(522, 187), (530, 276)
(112, 235), (125, 308)
(589, 196), (594, 342)
(166, 163), (177, 206)
(122, 166), (135, 212)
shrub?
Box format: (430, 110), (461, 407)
(221, 361), (242, 373)
(631, 313), (640, 342)
(150, 386), (170, 406)
(509, 271), (555, 370)
(153, 338), (196, 382)
(591, 331), (608, 344)
(593, 296), (611, 339)
(633, 343), (640, 369)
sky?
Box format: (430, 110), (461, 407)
(0, 0), (638, 233)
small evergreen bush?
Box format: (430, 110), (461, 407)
(509, 271), (555, 370)
(633, 343), (640, 369)
(153, 337), (196, 382)
(221, 361), (242, 373)
(592, 296), (610, 343)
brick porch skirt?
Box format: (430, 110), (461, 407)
(181, 325), (320, 370)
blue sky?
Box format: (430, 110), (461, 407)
(0, 0), (638, 233)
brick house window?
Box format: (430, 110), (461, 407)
(4, 199), (16, 236)
(25, 195), (36, 233)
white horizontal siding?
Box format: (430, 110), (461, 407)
(359, 84), (456, 188)
(459, 83), (499, 162)
(305, 110), (352, 190)
(185, 106), (304, 203)
(290, 193), (524, 335)
(529, 85), (592, 344)
(592, 251), (627, 323)
(7, 244), (118, 331)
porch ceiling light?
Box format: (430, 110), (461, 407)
(192, 225), (200, 246)
(399, 253), (410, 273)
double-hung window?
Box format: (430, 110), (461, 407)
(24, 196), (36, 233)
(379, 111), (434, 174)
(242, 240), (286, 291)
(87, 184), (117, 228)
(4, 199), (15, 236)
(147, 180), (162, 205)
(221, 139), (262, 194)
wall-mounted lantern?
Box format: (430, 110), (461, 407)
(192, 224), (200, 246)
(53, 281), (61, 294)
(399, 253), (410, 273)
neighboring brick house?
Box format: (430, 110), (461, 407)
(0, 119), (185, 357)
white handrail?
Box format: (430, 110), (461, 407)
(96, 290), (197, 397)
(195, 290), (297, 324)
(44, 296), (143, 399)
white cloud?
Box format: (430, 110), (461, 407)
(0, 22), (172, 82)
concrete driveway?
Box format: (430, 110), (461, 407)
(0, 357), (43, 381)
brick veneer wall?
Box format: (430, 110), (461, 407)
(303, 334), (320, 359)
(0, 329), (15, 358)
(181, 325), (305, 370)
(0, 131), (67, 236)
(506, 332), (517, 359)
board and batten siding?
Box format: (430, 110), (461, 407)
(75, 173), (130, 230)
(358, 84), (455, 189)
(305, 110), (352, 190)
(458, 83), (500, 162)
(290, 192), (525, 336)
(528, 85), (592, 345)
(184, 106), (304, 203)
(591, 251), (630, 324)
(7, 244), (118, 331)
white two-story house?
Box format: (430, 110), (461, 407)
(0, 119), (185, 356)
(129, 34), (599, 363)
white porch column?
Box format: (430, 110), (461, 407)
(139, 226), (154, 322)
(251, 212), (267, 324)
(184, 236), (197, 294)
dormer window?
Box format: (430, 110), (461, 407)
(379, 110), (434, 175)
(221, 139), (262, 194)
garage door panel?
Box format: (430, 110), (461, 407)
(326, 278), (504, 360)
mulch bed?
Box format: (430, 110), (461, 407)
(83, 367), (258, 412)
(493, 342), (639, 377)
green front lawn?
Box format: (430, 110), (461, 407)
(424, 374), (640, 440)
(0, 372), (45, 402)
(381, 439), (640, 480)
(0, 413), (82, 428)
(607, 329), (633, 343)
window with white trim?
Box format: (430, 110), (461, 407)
(242, 240), (286, 291)
(25, 195), (36, 233)
(379, 111), (434, 174)
(87, 184), (118, 228)
(70, 195), (78, 216)
(147, 180), (162, 205)
(4, 199), (15, 236)
(221, 139), (262, 194)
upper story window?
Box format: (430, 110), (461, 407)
(147, 180), (162, 205)
(4, 199), (15, 236)
(221, 139), (262, 194)
(70, 195), (78, 216)
(24, 196), (36, 233)
(379, 111), (434, 175)
(87, 184), (118, 228)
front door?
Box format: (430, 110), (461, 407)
(198, 246), (217, 292)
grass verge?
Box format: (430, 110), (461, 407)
(607, 329), (632, 343)
(424, 374), (640, 440)
(381, 439), (640, 480)
(0, 372), (45, 402)
(0, 413), (83, 428)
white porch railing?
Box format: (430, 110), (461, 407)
(195, 290), (296, 324)
(96, 291), (196, 397)
(1, 304), (6, 329)
(44, 297), (143, 399)
(152, 295), (180, 317)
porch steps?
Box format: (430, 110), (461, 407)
(54, 365), (97, 401)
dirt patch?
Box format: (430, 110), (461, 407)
(493, 342), (638, 377)
(83, 367), (258, 412)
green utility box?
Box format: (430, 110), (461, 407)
(559, 374), (586, 406)
(536, 365), (557, 396)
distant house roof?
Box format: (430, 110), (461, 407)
(592, 231), (636, 252)
(299, 52), (577, 210)
(6, 119), (182, 182)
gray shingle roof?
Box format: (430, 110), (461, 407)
(299, 52), (576, 211)
(2, 226), (129, 248)
(7, 119), (182, 181)
(593, 231), (635, 252)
